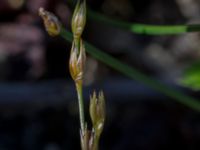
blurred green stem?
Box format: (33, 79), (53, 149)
(60, 28), (200, 112)
(88, 9), (200, 35)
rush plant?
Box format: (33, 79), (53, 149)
(39, 0), (105, 150)
(39, 0), (200, 149)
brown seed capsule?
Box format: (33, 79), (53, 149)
(38, 7), (61, 36)
(71, 0), (86, 39)
(69, 39), (86, 84)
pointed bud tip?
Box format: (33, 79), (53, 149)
(38, 7), (44, 15)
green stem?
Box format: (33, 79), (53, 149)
(76, 83), (85, 131)
(60, 28), (200, 112)
(87, 9), (200, 35)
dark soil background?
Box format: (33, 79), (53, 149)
(0, 0), (200, 150)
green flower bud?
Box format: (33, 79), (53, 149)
(71, 0), (86, 39)
(39, 7), (61, 36)
(89, 91), (105, 138)
(69, 39), (86, 84)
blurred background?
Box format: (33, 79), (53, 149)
(0, 0), (200, 149)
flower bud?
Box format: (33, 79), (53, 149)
(89, 91), (105, 138)
(71, 0), (86, 39)
(39, 7), (61, 36)
(69, 39), (86, 84)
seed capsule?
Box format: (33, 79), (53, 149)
(71, 0), (86, 39)
(39, 7), (61, 36)
(69, 39), (86, 84)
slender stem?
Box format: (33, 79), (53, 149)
(60, 28), (200, 112)
(87, 9), (200, 35)
(76, 83), (85, 131)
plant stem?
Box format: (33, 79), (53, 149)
(87, 9), (200, 35)
(76, 83), (85, 131)
(60, 28), (200, 112)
